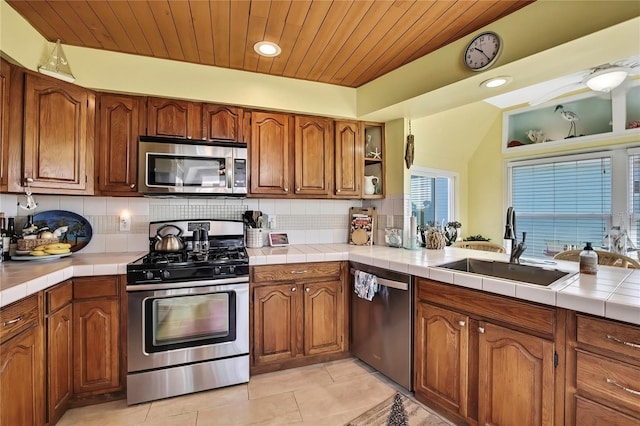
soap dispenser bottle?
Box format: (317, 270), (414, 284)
(579, 242), (598, 275)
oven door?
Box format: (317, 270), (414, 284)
(127, 279), (249, 373)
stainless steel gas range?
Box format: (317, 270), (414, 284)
(126, 219), (249, 405)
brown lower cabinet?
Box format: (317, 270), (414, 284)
(250, 262), (349, 374)
(566, 313), (640, 425)
(45, 281), (73, 424)
(0, 293), (45, 426)
(415, 278), (565, 426)
(72, 276), (124, 398)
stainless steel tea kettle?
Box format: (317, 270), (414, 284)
(154, 224), (185, 252)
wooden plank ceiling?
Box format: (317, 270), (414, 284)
(6, 0), (534, 88)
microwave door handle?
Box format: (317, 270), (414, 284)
(227, 156), (233, 190)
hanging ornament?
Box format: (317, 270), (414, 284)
(404, 119), (414, 169)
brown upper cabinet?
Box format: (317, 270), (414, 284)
(363, 122), (385, 198)
(19, 72), (95, 195)
(146, 97), (202, 140)
(202, 104), (245, 142)
(334, 120), (362, 198)
(0, 58), (9, 191)
(96, 94), (145, 195)
(147, 98), (247, 143)
(294, 116), (332, 196)
(250, 112), (336, 198)
(250, 111), (291, 196)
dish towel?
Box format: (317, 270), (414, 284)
(354, 270), (378, 301)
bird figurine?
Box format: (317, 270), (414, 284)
(555, 105), (579, 138)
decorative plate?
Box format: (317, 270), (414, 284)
(32, 210), (92, 252)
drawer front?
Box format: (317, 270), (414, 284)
(0, 293), (40, 343)
(46, 280), (73, 313)
(252, 262), (342, 283)
(416, 278), (555, 336)
(74, 276), (119, 299)
(576, 350), (640, 416)
(575, 396), (639, 426)
(577, 315), (640, 361)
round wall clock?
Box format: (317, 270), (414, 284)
(463, 31), (502, 71)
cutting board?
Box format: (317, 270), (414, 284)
(349, 207), (377, 245)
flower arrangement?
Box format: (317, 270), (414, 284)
(444, 221), (462, 246)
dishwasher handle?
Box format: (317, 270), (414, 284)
(350, 268), (409, 291)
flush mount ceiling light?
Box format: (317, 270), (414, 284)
(38, 39), (75, 83)
(584, 66), (630, 92)
(480, 76), (512, 88)
(253, 41), (281, 57)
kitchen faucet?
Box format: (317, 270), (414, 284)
(504, 207), (527, 264)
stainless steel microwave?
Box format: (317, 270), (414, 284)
(138, 136), (247, 196)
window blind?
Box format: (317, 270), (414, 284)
(410, 175), (450, 227)
(511, 157), (611, 258)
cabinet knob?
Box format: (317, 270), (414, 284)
(459, 321), (466, 327)
(305, 288), (310, 293)
(284, 187), (289, 192)
(296, 187), (301, 192)
(336, 189), (341, 193)
(130, 183), (136, 189)
(291, 287), (296, 292)
(478, 326), (485, 334)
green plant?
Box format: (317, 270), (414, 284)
(464, 234), (491, 241)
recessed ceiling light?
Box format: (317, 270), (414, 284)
(254, 41), (281, 57)
(480, 76), (512, 88)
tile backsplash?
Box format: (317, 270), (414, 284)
(0, 193), (391, 253)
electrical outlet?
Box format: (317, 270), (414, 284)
(119, 216), (131, 232)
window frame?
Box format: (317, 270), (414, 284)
(505, 145), (635, 258)
(410, 165), (459, 227)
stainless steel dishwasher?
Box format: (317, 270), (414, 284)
(350, 261), (413, 391)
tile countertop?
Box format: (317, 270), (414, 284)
(248, 244), (639, 326)
(0, 252), (146, 308)
(1, 245), (638, 326)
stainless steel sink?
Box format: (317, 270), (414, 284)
(436, 258), (573, 286)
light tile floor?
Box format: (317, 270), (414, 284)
(57, 358), (451, 426)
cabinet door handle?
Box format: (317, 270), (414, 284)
(130, 183), (136, 189)
(478, 326), (485, 334)
(291, 287), (296, 292)
(459, 321), (466, 327)
(284, 187), (289, 192)
(305, 288), (310, 293)
(607, 334), (640, 349)
(3, 315), (24, 327)
(296, 187), (301, 192)
(606, 378), (640, 396)
(290, 270), (308, 274)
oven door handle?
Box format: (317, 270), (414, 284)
(127, 276), (249, 291)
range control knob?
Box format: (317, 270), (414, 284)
(144, 271), (154, 281)
(161, 270), (171, 280)
(228, 265), (236, 274)
(214, 266), (221, 275)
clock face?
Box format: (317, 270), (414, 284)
(464, 32), (502, 71)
